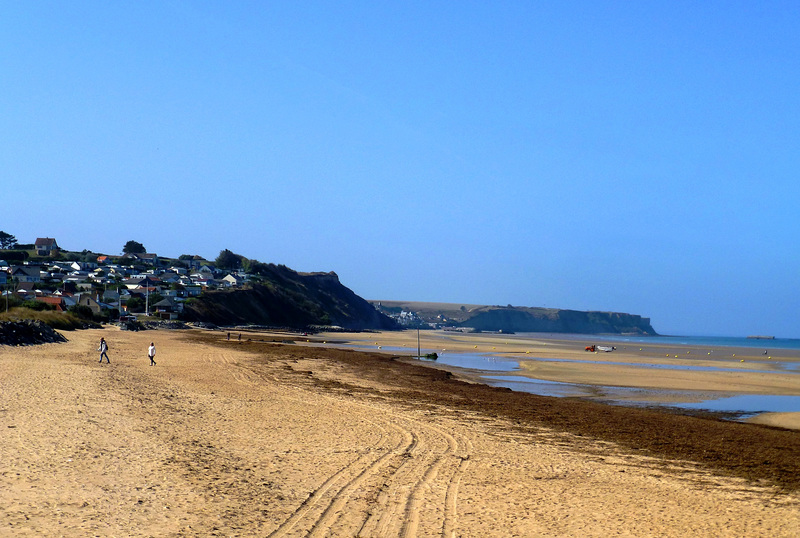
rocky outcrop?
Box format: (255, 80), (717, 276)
(182, 265), (398, 331)
(0, 320), (69, 346)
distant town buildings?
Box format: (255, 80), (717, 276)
(1, 236), (252, 320)
(384, 309), (429, 328)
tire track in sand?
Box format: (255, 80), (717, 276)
(351, 413), (473, 538)
(397, 420), (471, 538)
(305, 422), (417, 538)
(267, 418), (412, 537)
(203, 348), (474, 537)
(351, 420), (424, 537)
(443, 437), (472, 538)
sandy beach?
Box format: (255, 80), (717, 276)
(2, 327), (800, 536)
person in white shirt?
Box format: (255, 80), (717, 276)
(98, 337), (110, 364)
(148, 342), (156, 366)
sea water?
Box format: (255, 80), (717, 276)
(428, 345), (800, 420)
(339, 338), (800, 420)
(678, 395), (800, 416)
(532, 333), (800, 351)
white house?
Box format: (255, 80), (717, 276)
(222, 274), (245, 287)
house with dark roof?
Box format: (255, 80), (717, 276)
(138, 253), (159, 265)
(15, 282), (37, 300)
(11, 265), (42, 283)
(35, 238), (59, 256)
(158, 272), (181, 284)
(152, 296), (182, 319)
(120, 252), (159, 265)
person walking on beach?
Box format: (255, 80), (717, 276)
(98, 337), (110, 364)
(148, 342), (156, 366)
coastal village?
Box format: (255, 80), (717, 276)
(1, 235), (658, 334)
(0, 236), (249, 321)
(0, 234), (437, 332)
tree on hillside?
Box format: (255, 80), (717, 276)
(243, 258), (269, 275)
(78, 250), (98, 263)
(125, 297), (145, 313)
(215, 249), (243, 270)
(0, 231), (18, 249)
(123, 240), (146, 254)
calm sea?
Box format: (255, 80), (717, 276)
(345, 335), (800, 417)
(523, 333), (800, 351)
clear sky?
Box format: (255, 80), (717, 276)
(2, 2), (799, 337)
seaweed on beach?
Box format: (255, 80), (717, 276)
(196, 334), (800, 493)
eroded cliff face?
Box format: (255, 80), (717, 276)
(182, 266), (398, 331)
(458, 307), (656, 335)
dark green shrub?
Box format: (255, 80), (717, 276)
(126, 297), (144, 312)
(21, 300), (52, 311)
(68, 304), (94, 320)
(3, 251), (29, 261)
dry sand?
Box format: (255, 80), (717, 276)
(2, 328), (800, 536)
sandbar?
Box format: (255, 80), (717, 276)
(319, 330), (800, 427)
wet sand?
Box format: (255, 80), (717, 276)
(319, 330), (800, 429)
(2, 328), (800, 536)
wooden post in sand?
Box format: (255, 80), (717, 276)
(417, 327), (420, 358)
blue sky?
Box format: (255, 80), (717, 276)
(2, 2), (799, 337)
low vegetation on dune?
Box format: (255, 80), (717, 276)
(0, 307), (100, 331)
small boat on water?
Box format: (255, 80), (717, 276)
(747, 335), (775, 340)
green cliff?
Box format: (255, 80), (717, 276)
(458, 306), (656, 335)
(183, 265), (397, 330)
(373, 301), (657, 335)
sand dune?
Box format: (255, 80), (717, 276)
(2, 328), (799, 536)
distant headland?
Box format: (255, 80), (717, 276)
(371, 301), (658, 336)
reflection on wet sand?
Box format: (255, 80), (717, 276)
(319, 330), (800, 428)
